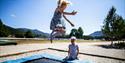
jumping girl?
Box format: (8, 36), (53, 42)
(50, 0), (77, 43)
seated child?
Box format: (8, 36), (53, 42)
(63, 36), (79, 61)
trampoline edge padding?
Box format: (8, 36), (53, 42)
(2, 53), (93, 63)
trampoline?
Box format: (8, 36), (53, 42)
(3, 53), (93, 63)
(23, 58), (62, 63)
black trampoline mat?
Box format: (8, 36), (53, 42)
(24, 58), (62, 63)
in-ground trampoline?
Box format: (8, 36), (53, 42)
(3, 53), (93, 63)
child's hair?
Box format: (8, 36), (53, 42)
(61, 1), (68, 6)
(60, 0), (70, 7)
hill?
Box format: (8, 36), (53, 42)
(0, 19), (49, 38)
(89, 31), (103, 37)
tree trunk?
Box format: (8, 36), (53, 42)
(111, 38), (113, 46)
(111, 40), (113, 46)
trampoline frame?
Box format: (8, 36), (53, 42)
(2, 53), (93, 63)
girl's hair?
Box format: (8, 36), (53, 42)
(61, 1), (68, 6)
(60, 1), (69, 7)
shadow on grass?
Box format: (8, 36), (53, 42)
(97, 42), (125, 49)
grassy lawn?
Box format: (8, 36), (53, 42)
(15, 39), (107, 44)
(16, 39), (49, 44)
(0, 40), (17, 45)
(0, 38), (109, 45)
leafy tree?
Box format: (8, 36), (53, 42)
(113, 16), (125, 40)
(24, 30), (34, 38)
(15, 31), (25, 38)
(83, 35), (93, 40)
(69, 28), (78, 38)
(69, 27), (84, 38)
(0, 19), (10, 37)
(0, 19), (4, 36)
(102, 6), (125, 45)
(0, 19), (2, 26)
(121, 19), (125, 39)
(78, 27), (84, 38)
(55, 34), (69, 38)
(93, 36), (104, 40)
(102, 6), (116, 40)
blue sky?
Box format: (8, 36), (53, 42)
(0, 0), (125, 35)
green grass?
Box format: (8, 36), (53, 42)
(0, 41), (17, 45)
(15, 39), (107, 44)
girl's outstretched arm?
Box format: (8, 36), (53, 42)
(63, 11), (77, 15)
(63, 14), (74, 27)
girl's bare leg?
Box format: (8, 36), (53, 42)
(50, 30), (54, 43)
(50, 28), (65, 43)
(50, 31), (60, 43)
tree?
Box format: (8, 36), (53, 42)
(121, 19), (125, 40)
(83, 35), (93, 40)
(78, 27), (84, 38)
(15, 31), (25, 38)
(55, 34), (69, 38)
(113, 16), (125, 40)
(102, 6), (125, 45)
(24, 30), (34, 38)
(0, 19), (10, 37)
(69, 27), (84, 38)
(69, 28), (78, 38)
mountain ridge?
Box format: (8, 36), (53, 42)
(0, 20), (49, 37)
(89, 31), (103, 37)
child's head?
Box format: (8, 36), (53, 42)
(70, 36), (76, 44)
(60, 1), (69, 10)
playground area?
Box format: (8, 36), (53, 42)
(0, 0), (125, 63)
(0, 39), (125, 63)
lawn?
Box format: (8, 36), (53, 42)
(15, 39), (106, 44)
(0, 38), (108, 45)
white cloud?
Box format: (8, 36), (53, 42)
(10, 14), (16, 18)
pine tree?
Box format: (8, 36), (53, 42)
(102, 6), (125, 45)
